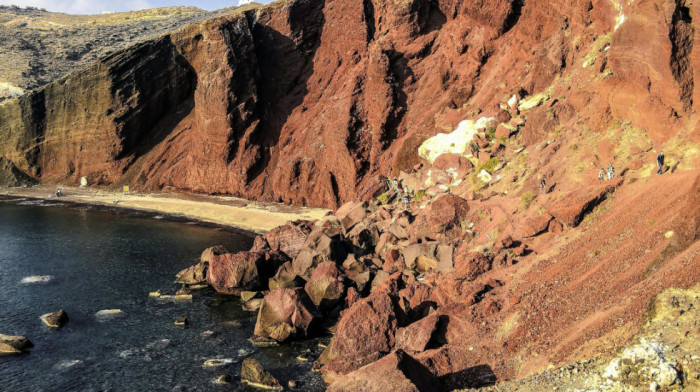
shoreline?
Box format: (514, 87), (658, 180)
(0, 185), (330, 234)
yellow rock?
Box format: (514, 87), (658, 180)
(664, 231), (674, 239)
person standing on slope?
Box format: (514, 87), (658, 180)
(598, 168), (605, 181)
(656, 151), (665, 175)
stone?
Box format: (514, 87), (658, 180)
(0, 334), (33, 355)
(395, 314), (440, 354)
(518, 92), (550, 111)
(200, 245), (229, 264)
(454, 248), (492, 281)
(320, 278), (407, 382)
(253, 288), (320, 342)
(175, 316), (187, 326)
(326, 350), (440, 392)
(269, 261), (305, 290)
(40, 310), (69, 329)
(202, 358), (236, 368)
(241, 357), (283, 391)
(522, 213), (553, 238)
(336, 202), (367, 231)
(402, 242), (439, 271)
(175, 263), (208, 285)
(149, 290), (163, 297)
(96, 309), (125, 319)
(212, 374), (231, 385)
(304, 261), (345, 310)
(418, 117), (495, 163)
(263, 221), (312, 259)
(427, 194), (469, 234)
(207, 251), (286, 295)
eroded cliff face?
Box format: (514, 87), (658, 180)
(1, 0), (698, 205)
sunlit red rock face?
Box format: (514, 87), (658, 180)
(0, 0), (698, 207)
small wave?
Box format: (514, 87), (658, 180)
(153, 215), (164, 220)
(53, 360), (83, 370)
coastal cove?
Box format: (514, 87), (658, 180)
(0, 200), (326, 391)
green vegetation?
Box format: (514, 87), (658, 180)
(520, 192), (536, 210)
(377, 191), (390, 205)
(486, 126), (496, 140)
(478, 157), (500, 173)
(413, 190), (426, 202)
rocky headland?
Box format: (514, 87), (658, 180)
(1, 0), (699, 390)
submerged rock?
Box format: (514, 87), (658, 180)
(20, 275), (53, 284)
(202, 358), (236, 368)
(40, 310), (69, 329)
(174, 316), (187, 326)
(0, 334), (33, 355)
(240, 357), (283, 391)
(95, 309), (125, 320)
(212, 374), (231, 385)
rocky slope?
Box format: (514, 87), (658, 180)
(0, 5), (246, 102)
(1, 0), (698, 206)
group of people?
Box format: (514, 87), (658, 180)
(598, 164), (615, 181)
(383, 177), (414, 207)
(598, 152), (666, 181)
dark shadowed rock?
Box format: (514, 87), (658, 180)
(268, 261), (306, 290)
(336, 202), (368, 231)
(253, 288), (320, 342)
(175, 245), (228, 285)
(240, 357), (283, 391)
(326, 350), (441, 392)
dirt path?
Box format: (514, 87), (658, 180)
(1, 185), (329, 234)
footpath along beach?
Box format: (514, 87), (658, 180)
(1, 185), (329, 234)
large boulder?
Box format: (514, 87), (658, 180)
(304, 261), (345, 310)
(320, 274), (408, 382)
(336, 201), (368, 232)
(432, 153), (473, 185)
(253, 288), (320, 342)
(262, 221), (313, 259)
(293, 228), (346, 280)
(240, 357), (283, 391)
(0, 334), (33, 355)
(326, 350), (441, 392)
(175, 245), (229, 285)
(427, 194), (469, 234)
(207, 251), (286, 295)
(402, 242), (451, 273)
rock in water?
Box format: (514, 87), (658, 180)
(174, 317), (187, 326)
(240, 357), (283, 391)
(0, 334), (33, 355)
(253, 288), (320, 342)
(40, 310), (69, 329)
(20, 275), (53, 284)
(95, 309), (125, 320)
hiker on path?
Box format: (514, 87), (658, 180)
(606, 164), (615, 180)
(656, 151), (665, 175)
(598, 168), (605, 181)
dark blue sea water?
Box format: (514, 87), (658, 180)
(0, 199), (325, 391)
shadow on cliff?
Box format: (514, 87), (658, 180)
(113, 37), (197, 163)
(240, 0), (327, 186)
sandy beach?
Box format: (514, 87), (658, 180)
(1, 185), (329, 234)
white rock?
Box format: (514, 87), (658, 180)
(203, 358), (236, 368)
(518, 93), (550, 111)
(418, 117), (495, 164)
(95, 309), (125, 320)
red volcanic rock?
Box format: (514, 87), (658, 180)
(336, 202), (368, 232)
(320, 280), (407, 382)
(547, 181), (621, 227)
(326, 350), (440, 392)
(253, 288), (320, 342)
(304, 261), (345, 310)
(522, 214), (553, 238)
(262, 221), (313, 259)
(453, 248), (492, 281)
(395, 313), (441, 354)
(432, 153), (474, 182)
(207, 251), (286, 294)
(200, 245), (229, 264)
(428, 194), (470, 233)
